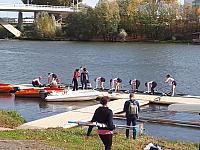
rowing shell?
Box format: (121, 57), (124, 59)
(68, 120), (144, 134)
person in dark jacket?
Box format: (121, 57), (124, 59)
(87, 96), (115, 150)
(123, 93), (140, 139)
(80, 68), (89, 89)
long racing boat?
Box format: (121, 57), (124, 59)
(40, 89), (103, 102)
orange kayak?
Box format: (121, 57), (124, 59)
(15, 87), (65, 98)
(0, 84), (15, 93)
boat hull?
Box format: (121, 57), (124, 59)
(15, 87), (64, 98)
(42, 90), (103, 102)
(0, 84), (14, 93)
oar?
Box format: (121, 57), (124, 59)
(68, 120), (144, 130)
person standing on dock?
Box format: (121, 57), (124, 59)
(72, 69), (79, 91)
(95, 77), (106, 90)
(123, 93), (140, 139)
(81, 68), (89, 89)
(129, 79), (140, 92)
(165, 74), (176, 96)
(87, 96), (115, 150)
(145, 81), (157, 95)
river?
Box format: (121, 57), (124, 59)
(0, 40), (199, 143)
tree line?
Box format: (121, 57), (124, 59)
(22, 0), (200, 42)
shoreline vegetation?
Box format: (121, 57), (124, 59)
(0, 110), (198, 150)
(1, 0), (200, 44)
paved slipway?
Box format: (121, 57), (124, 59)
(0, 128), (67, 150)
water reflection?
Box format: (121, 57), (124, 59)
(0, 94), (98, 122)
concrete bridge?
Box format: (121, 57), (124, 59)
(0, 3), (78, 37)
(0, 3), (76, 13)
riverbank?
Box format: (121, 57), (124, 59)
(0, 109), (198, 150)
(0, 128), (198, 150)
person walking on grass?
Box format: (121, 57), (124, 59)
(123, 93), (140, 139)
(87, 96), (115, 150)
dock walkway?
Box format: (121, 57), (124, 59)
(18, 98), (149, 129)
(18, 91), (200, 129)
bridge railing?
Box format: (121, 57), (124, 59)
(0, 3), (76, 10)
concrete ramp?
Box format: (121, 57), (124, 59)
(0, 18), (21, 37)
(18, 99), (149, 129)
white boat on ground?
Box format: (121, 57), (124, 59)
(40, 89), (103, 102)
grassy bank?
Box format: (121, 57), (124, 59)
(0, 128), (198, 150)
(0, 110), (198, 149)
(0, 110), (25, 128)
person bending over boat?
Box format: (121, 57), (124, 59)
(72, 69), (80, 91)
(123, 93), (140, 139)
(50, 77), (60, 88)
(95, 77), (106, 90)
(87, 96), (115, 150)
(165, 74), (176, 96)
(32, 76), (44, 87)
(129, 79), (140, 92)
(81, 68), (89, 89)
(110, 78), (122, 92)
(48, 73), (57, 85)
(145, 81), (157, 95)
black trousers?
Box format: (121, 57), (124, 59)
(126, 116), (137, 139)
(99, 134), (113, 150)
(73, 78), (78, 91)
(81, 81), (87, 89)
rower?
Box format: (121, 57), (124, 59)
(145, 81), (157, 95)
(165, 74), (176, 96)
(50, 77), (60, 88)
(48, 73), (57, 85)
(32, 76), (44, 87)
(129, 79), (140, 92)
(95, 77), (105, 90)
(110, 78), (122, 92)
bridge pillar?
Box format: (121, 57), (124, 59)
(18, 11), (23, 31)
(34, 12), (38, 19)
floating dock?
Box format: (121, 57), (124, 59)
(18, 98), (149, 129)
(18, 91), (200, 129)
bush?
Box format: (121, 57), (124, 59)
(0, 110), (25, 128)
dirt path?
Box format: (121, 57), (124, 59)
(0, 140), (67, 150)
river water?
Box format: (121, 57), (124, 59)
(0, 40), (199, 143)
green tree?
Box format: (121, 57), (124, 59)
(65, 8), (97, 40)
(34, 12), (57, 38)
(94, 0), (120, 41)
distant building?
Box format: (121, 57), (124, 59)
(192, 0), (200, 6)
(184, 0), (194, 5)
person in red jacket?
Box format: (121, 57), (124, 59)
(72, 69), (79, 91)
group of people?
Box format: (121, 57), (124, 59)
(32, 67), (177, 97)
(87, 93), (140, 150)
(72, 67), (91, 91)
(94, 74), (176, 96)
(86, 74), (177, 150)
(32, 73), (60, 88)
